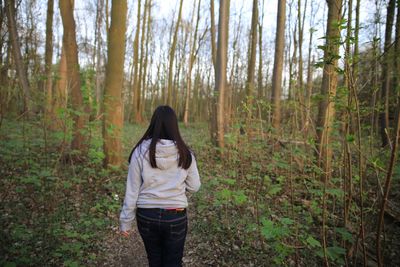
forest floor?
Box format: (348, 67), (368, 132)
(1, 119), (400, 266)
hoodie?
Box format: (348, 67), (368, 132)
(119, 139), (201, 232)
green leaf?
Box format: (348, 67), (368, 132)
(306, 236), (321, 248)
(268, 185), (282, 196)
(233, 190), (247, 205)
(335, 227), (353, 242)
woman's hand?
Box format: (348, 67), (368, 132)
(120, 230), (131, 237)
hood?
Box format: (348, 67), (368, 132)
(142, 139), (178, 169)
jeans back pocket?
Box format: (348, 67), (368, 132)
(169, 218), (187, 241)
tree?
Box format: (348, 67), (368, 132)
(376, 2), (400, 265)
(135, 0), (149, 123)
(213, 0), (230, 149)
(209, 0), (217, 70)
(167, 0), (184, 106)
(379, 0), (395, 147)
(257, 0), (265, 99)
(141, 0), (152, 117)
(44, 0), (54, 119)
(6, 0), (31, 115)
(130, 0), (141, 123)
(94, 0), (104, 117)
(316, 0), (342, 176)
(59, 0), (89, 154)
(183, 0), (201, 125)
(271, 0), (286, 131)
(102, 0), (127, 167)
(246, 0), (258, 112)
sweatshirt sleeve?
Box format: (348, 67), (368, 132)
(119, 151), (142, 232)
(185, 154), (201, 193)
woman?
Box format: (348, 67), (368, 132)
(120, 105), (201, 267)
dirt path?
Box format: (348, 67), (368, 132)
(101, 212), (202, 267)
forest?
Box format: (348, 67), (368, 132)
(1, 0), (400, 266)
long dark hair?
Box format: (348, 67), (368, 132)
(128, 105), (192, 169)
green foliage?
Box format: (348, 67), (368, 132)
(0, 119), (141, 266)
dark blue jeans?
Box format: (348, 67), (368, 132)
(136, 208), (188, 267)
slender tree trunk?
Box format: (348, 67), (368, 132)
(131, 0), (141, 123)
(6, 0), (31, 115)
(59, 0), (88, 154)
(353, 0), (360, 79)
(213, 0), (230, 149)
(297, 0), (307, 124)
(141, 0), (152, 118)
(316, 0), (342, 176)
(376, 2), (400, 265)
(167, 0), (184, 106)
(184, 0), (201, 125)
(246, 0), (258, 114)
(271, 0), (286, 131)
(257, 0), (265, 99)
(54, 47), (68, 121)
(103, 0), (127, 167)
(94, 0), (104, 117)
(44, 0), (54, 118)
(304, 25), (314, 133)
(210, 0), (217, 71)
(135, 0), (148, 123)
(379, 0), (395, 147)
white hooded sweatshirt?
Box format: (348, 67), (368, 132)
(119, 139), (201, 231)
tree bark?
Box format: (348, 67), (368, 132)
(141, 0), (152, 118)
(135, 0), (149, 123)
(257, 0), (265, 99)
(44, 0), (54, 118)
(131, 0), (141, 123)
(167, 0), (184, 106)
(6, 0), (31, 115)
(184, 0), (201, 125)
(271, 0), (286, 131)
(246, 0), (258, 111)
(213, 0), (230, 149)
(59, 0), (88, 153)
(377, 5), (400, 264)
(379, 0), (395, 147)
(103, 0), (127, 167)
(94, 0), (104, 117)
(316, 0), (342, 177)
(210, 0), (217, 71)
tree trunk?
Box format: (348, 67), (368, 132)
(246, 0), (258, 112)
(297, 0), (307, 124)
(94, 0), (104, 117)
(213, 0), (230, 149)
(135, 0), (148, 123)
(59, 0), (88, 154)
(54, 47), (68, 125)
(131, 0), (141, 123)
(257, 0), (265, 99)
(141, 0), (152, 118)
(167, 0), (183, 106)
(379, 0), (395, 147)
(103, 0), (127, 167)
(6, 0), (31, 115)
(210, 0), (217, 71)
(316, 0), (343, 177)
(377, 5), (400, 265)
(271, 0), (286, 131)
(44, 0), (54, 119)
(304, 6), (315, 134)
(184, 0), (201, 125)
